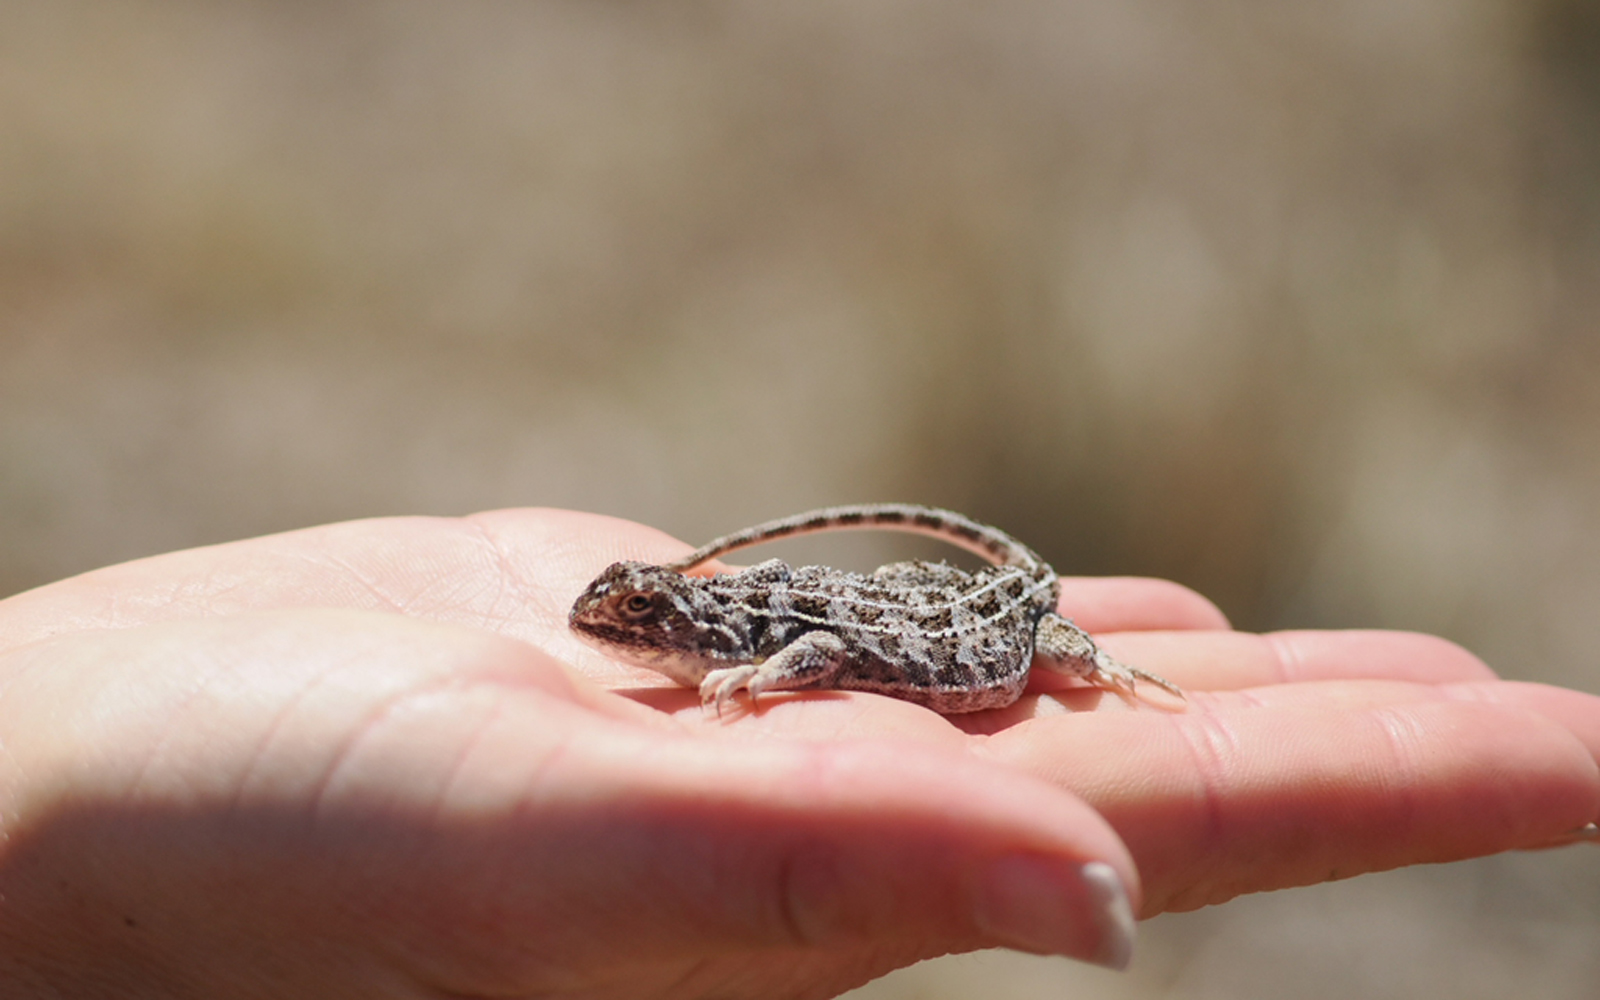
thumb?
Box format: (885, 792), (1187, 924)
(400, 693), (1142, 990)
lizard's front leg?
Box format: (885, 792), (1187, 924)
(700, 631), (850, 714)
(1033, 613), (1185, 700)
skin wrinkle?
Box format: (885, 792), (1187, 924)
(656, 955), (722, 1000)
(400, 543), (504, 625)
(1224, 687), (1271, 711)
(119, 650), (230, 807)
(108, 570), (176, 630)
(306, 552), (414, 616)
(1171, 708), (1241, 852)
(293, 523), (464, 610)
(765, 827), (965, 959)
(464, 515), (599, 649)
(728, 745), (912, 951)
(1369, 705), (1426, 849)
(810, 700), (887, 742)
(304, 666), (490, 830)
(553, 956), (724, 1000)
(198, 551), (269, 604)
(445, 577), (518, 628)
(493, 697), (581, 818)
(422, 693), (509, 832)
(774, 845), (813, 951)
(729, 745), (848, 952)
(1261, 631), (1301, 685)
(463, 515), (532, 621)
(402, 555), (495, 618)
(226, 657), (346, 817)
(388, 695), (572, 998)
(161, 567), (208, 617)
(761, 826), (916, 961)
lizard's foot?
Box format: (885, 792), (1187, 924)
(1034, 613), (1185, 703)
(696, 631), (851, 717)
(1086, 649), (1186, 700)
(699, 664), (764, 716)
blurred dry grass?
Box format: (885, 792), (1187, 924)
(3, 1), (1599, 996)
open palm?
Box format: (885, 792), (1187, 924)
(1, 508), (1595, 999)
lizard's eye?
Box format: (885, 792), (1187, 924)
(619, 592), (656, 619)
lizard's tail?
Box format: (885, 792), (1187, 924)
(662, 503), (1051, 577)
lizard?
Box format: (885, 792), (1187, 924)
(568, 503), (1185, 714)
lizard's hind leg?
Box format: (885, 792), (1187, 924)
(1033, 613), (1185, 702)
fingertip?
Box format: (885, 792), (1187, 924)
(1441, 681), (1600, 768)
(972, 856), (1136, 969)
(770, 741), (1144, 965)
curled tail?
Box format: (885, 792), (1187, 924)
(662, 503), (1052, 579)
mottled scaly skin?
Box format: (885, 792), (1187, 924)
(569, 504), (1182, 713)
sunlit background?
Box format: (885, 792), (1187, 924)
(4, 2), (1599, 996)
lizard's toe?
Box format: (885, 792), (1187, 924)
(1091, 651), (1186, 701)
(700, 664), (762, 715)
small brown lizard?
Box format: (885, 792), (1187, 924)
(569, 503), (1184, 713)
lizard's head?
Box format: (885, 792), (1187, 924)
(568, 561), (715, 681)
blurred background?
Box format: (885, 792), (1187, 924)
(3, 1), (1598, 995)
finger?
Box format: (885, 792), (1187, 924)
(982, 695), (1600, 916)
(1158, 676), (1600, 749)
(1168, 678), (1600, 777)
(1071, 628), (1499, 693)
(1056, 576), (1231, 632)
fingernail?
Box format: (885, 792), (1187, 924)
(1081, 862), (1137, 970)
(974, 857), (1136, 970)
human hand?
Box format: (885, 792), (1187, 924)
(0, 509), (1595, 998)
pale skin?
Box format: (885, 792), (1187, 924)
(0, 509), (1596, 999)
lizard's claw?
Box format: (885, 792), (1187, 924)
(1091, 650), (1187, 701)
(1034, 612), (1186, 705)
(699, 665), (763, 716)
